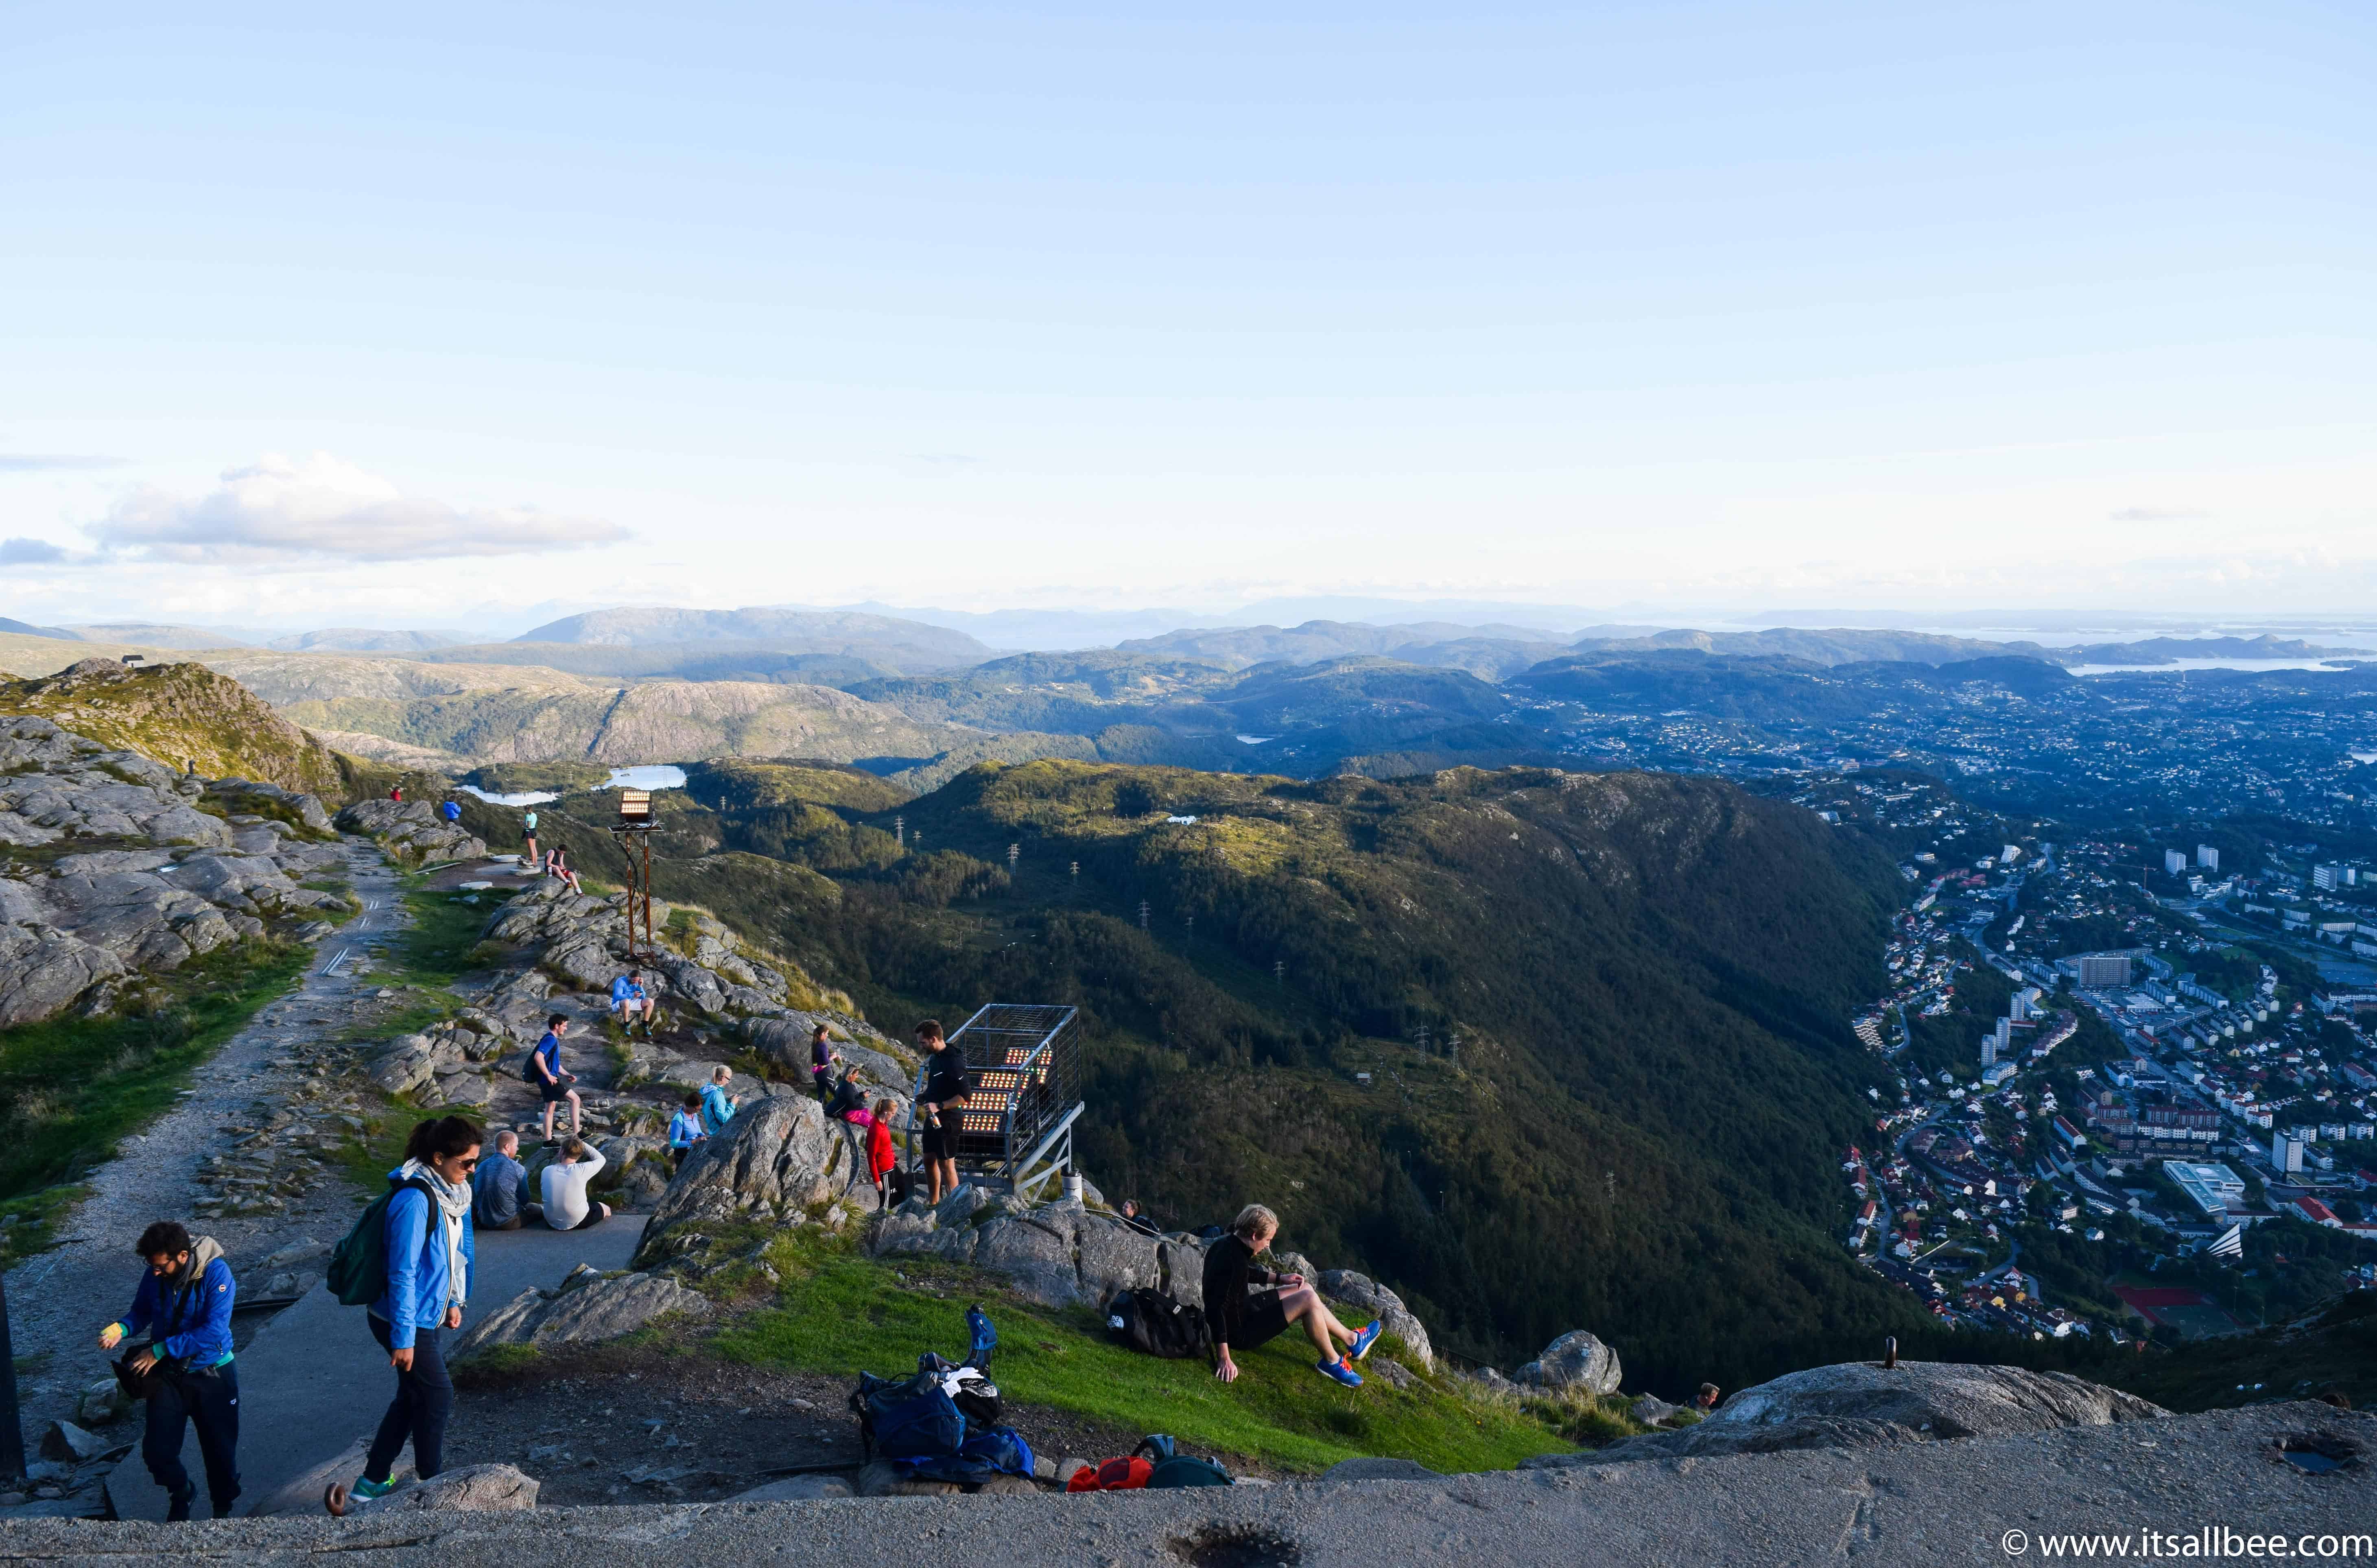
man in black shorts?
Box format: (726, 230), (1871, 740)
(917, 1019), (968, 1204)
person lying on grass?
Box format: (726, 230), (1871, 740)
(1204, 1203), (1380, 1389)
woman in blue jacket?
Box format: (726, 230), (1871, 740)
(96, 1221), (239, 1520)
(347, 1115), (481, 1503)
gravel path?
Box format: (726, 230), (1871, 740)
(2, 835), (406, 1450)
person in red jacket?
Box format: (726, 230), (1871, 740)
(866, 1097), (899, 1205)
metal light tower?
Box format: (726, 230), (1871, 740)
(607, 789), (659, 963)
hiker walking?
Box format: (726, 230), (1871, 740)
(917, 1019), (968, 1205)
(97, 1221), (240, 1521)
(531, 1013), (581, 1140)
(1205, 1204), (1379, 1389)
(339, 1116), (481, 1508)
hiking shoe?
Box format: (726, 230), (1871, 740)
(1348, 1321), (1383, 1361)
(349, 1475), (397, 1502)
(1316, 1358), (1363, 1388)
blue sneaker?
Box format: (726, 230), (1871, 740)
(1348, 1321), (1383, 1361)
(1317, 1357), (1363, 1388)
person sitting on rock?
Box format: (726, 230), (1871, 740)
(439, 798), (461, 827)
(700, 1064), (739, 1137)
(98, 1221), (240, 1522)
(545, 843), (581, 893)
(471, 1130), (531, 1231)
(527, 1138), (610, 1231)
(389, 784), (403, 803)
(1695, 1382), (1722, 1413)
(1119, 1199), (1162, 1237)
(808, 1022), (842, 1102)
(1205, 1203), (1379, 1390)
(531, 1013), (581, 1141)
(669, 1093), (706, 1169)
(610, 970), (655, 1037)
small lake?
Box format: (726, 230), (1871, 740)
(462, 764), (688, 808)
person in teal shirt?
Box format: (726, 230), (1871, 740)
(700, 1065), (739, 1136)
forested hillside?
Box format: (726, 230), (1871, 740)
(469, 757), (1940, 1392)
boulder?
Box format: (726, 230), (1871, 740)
(39, 1421), (107, 1463)
(451, 1271), (709, 1358)
(972, 1214), (1084, 1308)
(635, 1095), (854, 1263)
(1631, 1393), (1683, 1426)
(1317, 1269), (1436, 1371)
(728, 1474), (855, 1501)
(1527, 1361), (2168, 1467)
(332, 799), (486, 864)
(870, 1195), (1161, 1311)
(382, 1463), (539, 1512)
(1514, 1330), (1622, 1396)
(367, 1035), (440, 1097)
(258, 1237), (330, 1271)
(74, 1379), (129, 1428)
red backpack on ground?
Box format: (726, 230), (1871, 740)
(1068, 1454), (1154, 1492)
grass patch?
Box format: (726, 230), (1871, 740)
(0, 938), (309, 1204)
(0, 1185), (90, 1272)
(708, 1232), (1575, 1474)
(395, 885), (510, 985)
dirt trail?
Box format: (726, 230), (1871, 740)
(2, 836), (408, 1458)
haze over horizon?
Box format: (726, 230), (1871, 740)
(6, 2), (2374, 627)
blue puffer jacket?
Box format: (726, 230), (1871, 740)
(115, 1239), (236, 1367)
(370, 1173), (475, 1348)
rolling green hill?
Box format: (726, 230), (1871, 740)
(504, 757), (1945, 1394)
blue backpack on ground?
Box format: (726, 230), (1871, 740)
(850, 1305), (1012, 1470)
(895, 1425), (1037, 1486)
(853, 1376), (966, 1463)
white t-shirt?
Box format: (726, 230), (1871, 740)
(540, 1147), (607, 1230)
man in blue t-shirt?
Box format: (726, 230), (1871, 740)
(531, 1013), (580, 1140)
(609, 970), (654, 1038)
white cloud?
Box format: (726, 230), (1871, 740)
(85, 453), (630, 563)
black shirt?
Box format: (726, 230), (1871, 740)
(922, 1050), (968, 1117)
(1201, 1234), (1279, 1354)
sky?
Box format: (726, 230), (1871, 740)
(4, 0), (2374, 632)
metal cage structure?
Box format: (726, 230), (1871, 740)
(911, 1003), (1083, 1202)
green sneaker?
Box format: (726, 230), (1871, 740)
(349, 1474), (397, 1500)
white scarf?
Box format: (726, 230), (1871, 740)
(400, 1157), (472, 1313)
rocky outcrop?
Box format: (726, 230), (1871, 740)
(0, 657), (346, 795)
(0, 717), (354, 1025)
(1527, 1361), (2168, 1467)
(365, 1008), (518, 1103)
(1514, 1330), (1622, 1395)
(634, 1092), (884, 1267)
(376, 1464), (540, 1513)
(452, 1265), (709, 1358)
(334, 798), (487, 864)
(1318, 1270), (1435, 1371)
(871, 1188), (1164, 1310)
(484, 880), (865, 1049)
(745, 1015), (915, 1089)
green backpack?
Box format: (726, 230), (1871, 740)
(326, 1176), (430, 1307)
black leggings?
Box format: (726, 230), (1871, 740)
(365, 1317), (452, 1483)
(144, 1363), (240, 1516)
